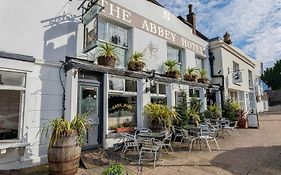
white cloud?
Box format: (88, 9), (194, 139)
(158, 0), (281, 67)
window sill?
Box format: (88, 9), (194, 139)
(0, 142), (30, 150)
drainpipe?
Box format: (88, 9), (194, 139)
(209, 51), (225, 107)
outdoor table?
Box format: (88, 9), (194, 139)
(138, 132), (165, 139)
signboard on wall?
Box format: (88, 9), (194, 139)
(233, 71), (242, 84)
(97, 0), (206, 56)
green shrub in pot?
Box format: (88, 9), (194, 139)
(97, 43), (119, 67)
(164, 60), (180, 79)
(127, 52), (146, 71)
(144, 103), (180, 131)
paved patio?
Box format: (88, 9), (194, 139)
(85, 112), (281, 175)
(1, 113), (281, 175)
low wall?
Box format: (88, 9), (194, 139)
(268, 90), (281, 106)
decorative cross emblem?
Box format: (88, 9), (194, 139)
(163, 10), (170, 21)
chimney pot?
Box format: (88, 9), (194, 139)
(188, 4), (193, 14)
(223, 32), (232, 44)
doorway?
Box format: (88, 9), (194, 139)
(78, 82), (101, 149)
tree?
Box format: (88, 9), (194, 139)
(261, 60), (281, 90)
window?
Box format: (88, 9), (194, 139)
(98, 19), (128, 68)
(233, 61), (239, 72)
(108, 76), (137, 131)
(0, 70), (25, 141)
(248, 70), (253, 88)
(195, 57), (204, 70)
(232, 62), (242, 84)
(167, 45), (183, 72)
(150, 82), (167, 105)
(189, 88), (200, 99)
(109, 76), (137, 93)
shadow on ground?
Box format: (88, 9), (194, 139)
(210, 145), (281, 175)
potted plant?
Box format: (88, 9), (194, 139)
(115, 119), (135, 133)
(222, 99), (240, 122)
(197, 69), (209, 84)
(127, 52), (146, 71)
(164, 60), (180, 79)
(144, 103), (180, 132)
(237, 109), (247, 128)
(40, 114), (89, 175)
(102, 163), (126, 175)
(184, 67), (197, 82)
(207, 104), (221, 119)
(187, 107), (201, 127)
(97, 43), (118, 67)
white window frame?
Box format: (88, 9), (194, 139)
(0, 70), (26, 143)
(167, 44), (183, 72)
(108, 75), (137, 96)
(195, 56), (205, 70)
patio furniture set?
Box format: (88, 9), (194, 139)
(118, 118), (238, 167)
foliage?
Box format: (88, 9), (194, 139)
(237, 108), (247, 120)
(40, 114), (89, 147)
(185, 67), (197, 76)
(129, 52), (144, 62)
(98, 43), (118, 60)
(187, 98), (202, 126)
(206, 104), (221, 118)
(187, 107), (201, 127)
(261, 60), (281, 90)
(128, 52), (146, 71)
(102, 163), (125, 175)
(144, 103), (180, 129)
(175, 90), (189, 128)
(164, 60), (179, 72)
(222, 99), (240, 121)
(198, 69), (207, 78)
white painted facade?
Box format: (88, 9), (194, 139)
(209, 38), (265, 112)
(0, 0), (212, 169)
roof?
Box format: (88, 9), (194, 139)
(177, 16), (209, 41)
(260, 79), (269, 92)
(146, 0), (164, 7)
(0, 51), (35, 62)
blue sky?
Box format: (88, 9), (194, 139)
(158, 0), (281, 68)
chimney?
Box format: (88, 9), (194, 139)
(186, 4), (196, 34)
(223, 32), (232, 44)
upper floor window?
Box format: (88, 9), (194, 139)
(98, 20), (128, 68)
(232, 61), (242, 84)
(195, 57), (204, 70)
(167, 45), (183, 72)
(248, 70), (253, 88)
(233, 61), (239, 72)
(0, 70), (25, 141)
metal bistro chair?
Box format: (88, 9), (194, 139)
(179, 129), (197, 151)
(171, 125), (184, 142)
(194, 124), (220, 152)
(224, 121), (239, 135)
(154, 132), (174, 153)
(138, 139), (160, 168)
(120, 132), (140, 157)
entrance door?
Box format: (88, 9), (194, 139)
(78, 83), (100, 149)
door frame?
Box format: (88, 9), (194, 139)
(78, 79), (103, 149)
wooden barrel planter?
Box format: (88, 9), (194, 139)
(48, 135), (81, 175)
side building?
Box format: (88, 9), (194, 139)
(209, 33), (264, 112)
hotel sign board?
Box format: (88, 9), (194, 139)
(97, 0), (206, 56)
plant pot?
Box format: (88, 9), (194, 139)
(115, 127), (135, 133)
(184, 74), (197, 82)
(128, 61), (145, 71)
(166, 70), (180, 79)
(48, 135), (81, 175)
(237, 119), (247, 128)
(197, 78), (209, 84)
(97, 56), (117, 67)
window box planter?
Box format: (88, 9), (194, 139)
(115, 127), (134, 133)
